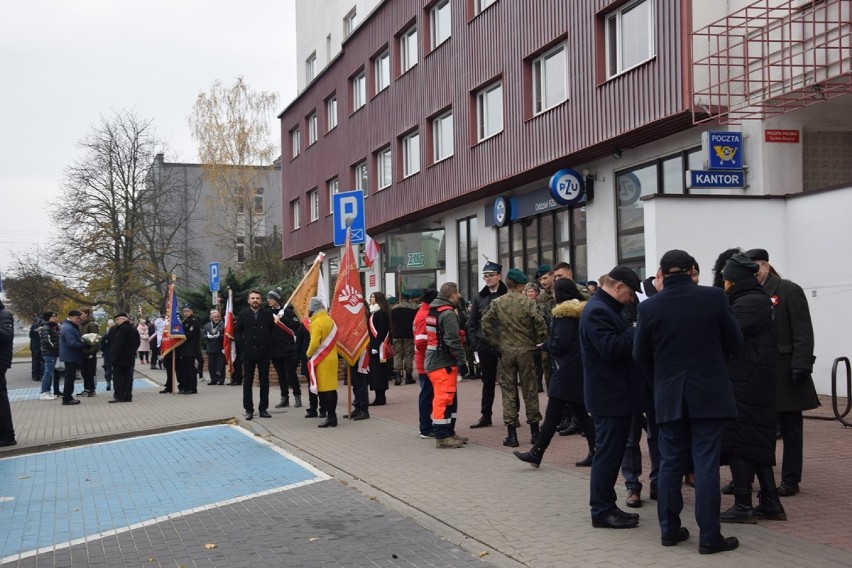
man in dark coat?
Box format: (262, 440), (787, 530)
(267, 290), (302, 408)
(176, 304), (200, 394)
(203, 309), (225, 385)
(59, 310), (85, 405)
(634, 250), (744, 554)
(745, 248), (819, 497)
(580, 266), (647, 530)
(232, 290), (275, 420)
(466, 261), (507, 428)
(29, 316), (43, 381)
(0, 299), (16, 446)
(78, 307), (100, 396)
(108, 313), (140, 402)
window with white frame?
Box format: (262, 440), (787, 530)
(327, 177), (339, 214)
(606, 0), (654, 78)
(375, 50), (390, 93)
(476, 81), (503, 141)
(354, 160), (368, 191)
(291, 199), (301, 229)
(377, 147), (392, 190)
(326, 96), (338, 131)
(291, 128), (300, 158)
(236, 236), (245, 263)
(402, 131), (420, 177)
(430, 0), (451, 49)
(254, 188), (264, 213)
(432, 111), (453, 162)
(305, 52), (317, 83)
(352, 71), (366, 111)
(476, 0), (497, 14)
(532, 44), (567, 115)
(308, 188), (319, 222)
(400, 26), (418, 73)
(307, 112), (318, 145)
(344, 8), (358, 37)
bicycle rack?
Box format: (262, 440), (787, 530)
(831, 357), (852, 427)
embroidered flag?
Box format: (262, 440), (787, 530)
(330, 228), (369, 365)
(159, 283), (185, 357)
(284, 252), (325, 321)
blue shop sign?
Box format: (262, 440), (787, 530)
(702, 131), (743, 170)
(486, 186), (574, 226)
(549, 169), (586, 206)
(686, 170), (746, 189)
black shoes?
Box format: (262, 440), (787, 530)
(105, 382), (111, 391)
(0, 438), (17, 447)
(777, 482), (799, 497)
(258, 410), (272, 418)
(558, 418), (582, 436)
(575, 451), (595, 467)
(592, 511), (639, 529)
(275, 398), (290, 408)
(530, 422), (540, 445)
(159, 388), (170, 394)
(470, 416), (492, 429)
(513, 448), (543, 468)
(318, 417), (338, 428)
(699, 536), (739, 554)
(305, 409), (319, 418)
(503, 426), (519, 448)
(352, 410), (370, 421)
(661, 527), (690, 547)
(245, 411), (253, 420)
(63, 399), (81, 405)
(108, 399), (121, 404)
(180, 390), (197, 395)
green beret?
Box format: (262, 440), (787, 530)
(506, 268), (529, 285)
(535, 264), (552, 278)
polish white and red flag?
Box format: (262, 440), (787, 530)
(223, 288), (236, 375)
(363, 233), (380, 268)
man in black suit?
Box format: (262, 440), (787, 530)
(108, 313), (140, 402)
(634, 250), (744, 554)
(232, 290), (274, 420)
(177, 304), (200, 394)
(579, 266), (647, 530)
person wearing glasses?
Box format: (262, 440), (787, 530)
(466, 261), (508, 429)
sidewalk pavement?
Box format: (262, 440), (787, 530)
(3, 359), (851, 567)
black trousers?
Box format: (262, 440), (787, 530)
(150, 341), (160, 367)
(81, 355), (97, 392)
(778, 411), (804, 485)
(0, 369), (14, 442)
(176, 355), (197, 391)
(207, 352), (224, 384)
(163, 352), (175, 390)
(272, 356), (301, 397)
(729, 455), (777, 493)
(478, 351), (499, 417)
(112, 364), (134, 401)
(318, 390), (337, 419)
(63, 362), (80, 402)
(243, 359), (270, 412)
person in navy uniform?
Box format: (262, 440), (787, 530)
(580, 266), (647, 530)
(634, 250), (744, 554)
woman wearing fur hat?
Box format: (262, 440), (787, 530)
(514, 278), (595, 468)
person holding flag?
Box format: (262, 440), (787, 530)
(159, 283), (186, 394)
(267, 288), (302, 408)
(305, 297), (339, 428)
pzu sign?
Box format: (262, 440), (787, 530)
(549, 169), (586, 206)
(332, 190), (366, 246)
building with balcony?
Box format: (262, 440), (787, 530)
(279, 0), (852, 393)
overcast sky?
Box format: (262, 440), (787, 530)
(0, 0), (297, 274)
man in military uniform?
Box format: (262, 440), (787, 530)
(746, 248), (819, 497)
(176, 303), (200, 394)
(391, 291), (417, 385)
(482, 268), (547, 448)
(535, 264), (555, 393)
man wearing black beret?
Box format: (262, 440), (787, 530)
(745, 248), (818, 498)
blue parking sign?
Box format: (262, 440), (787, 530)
(332, 190), (366, 246)
(209, 262), (220, 291)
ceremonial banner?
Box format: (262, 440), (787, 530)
(223, 288), (235, 374)
(159, 283), (185, 357)
(285, 252), (325, 321)
(330, 228), (368, 365)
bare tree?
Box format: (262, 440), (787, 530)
(188, 76), (280, 266)
(3, 249), (86, 321)
(50, 110), (170, 312)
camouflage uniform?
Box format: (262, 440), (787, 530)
(536, 288), (555, 389)
(481, 289), (547, 426)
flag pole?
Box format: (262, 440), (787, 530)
(170, 274), (178, 395)
(346, 365), (352, 419)
(281, 252), (326, 313)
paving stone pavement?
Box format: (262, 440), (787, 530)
(2, 360), (852, 567)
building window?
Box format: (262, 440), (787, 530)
(375, 50), (390, 93)
(432, 110), (453, 162)
(354, 160), (368, 191)
(291, 128), (300, 158)
(307, 112), (318, 145)
(431, 0), (451, 49)
(291, 199), (301, 230)
(352, 71), (366, 111)
(236, 236), (245, 263)
(402, 131), (420, 177)
(400, 26), (418, 74)
(308, 188), (319, 222)
(327, 177), (339, 214)
(476, 81), (503, 141)
(326, 96), (338, 131)
(254, 188), (264, 213)
(305, 51), (317, 83)
(476, 0), (497, 14)
(532, 44), (567, 115)
(606, 0), (654, 78)
(376, 147), (392, 190)
(344, 8), (358, 38)
(457, 216), (478, 302)
(236, 187), (246, 214)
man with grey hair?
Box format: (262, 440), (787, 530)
(203, 309), (225, 385)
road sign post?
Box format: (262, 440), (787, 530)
(332, 190), (366, 246)
(209, 262), (220, 292)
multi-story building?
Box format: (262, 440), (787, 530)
(279, 0), (852, 394)
(148, 154), (282, 288)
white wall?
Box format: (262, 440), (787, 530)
(645, 185), (852, 396)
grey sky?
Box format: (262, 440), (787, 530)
(0, 0), (297, 273)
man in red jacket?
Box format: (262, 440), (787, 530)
(414, 289), (438, 438)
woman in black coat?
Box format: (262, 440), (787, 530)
(368, 291), (392, 405)
(514, 279), (595, 468)
(720, 254), (786, 523)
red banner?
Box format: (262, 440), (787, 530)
(330, 229), (369, 365)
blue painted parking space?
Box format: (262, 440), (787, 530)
(8, 377), (158, 402)
(0, 425), (327, 562)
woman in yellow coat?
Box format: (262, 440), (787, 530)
(306, 297), (339, 428)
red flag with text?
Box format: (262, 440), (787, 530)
(330, 228), (369, 365)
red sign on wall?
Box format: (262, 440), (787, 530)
(369, 274), (376, 287)
(765, 129), (800, 143)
